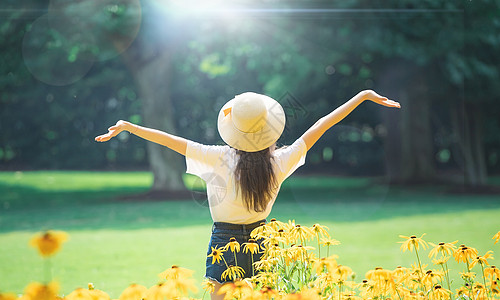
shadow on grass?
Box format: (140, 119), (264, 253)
(1, 175), (499, 233)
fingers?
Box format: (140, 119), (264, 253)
(383, 99), (401, 108)
(95, 134), (110, 142)
(372, 96), (401, 108)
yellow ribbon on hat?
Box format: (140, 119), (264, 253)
(223, 107), (232, 116)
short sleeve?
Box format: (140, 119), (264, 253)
(185, 141), (230, 179)
(273, 138), (308, 181)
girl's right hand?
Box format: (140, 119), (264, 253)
(361, 90), (401, 108)
(95, 120), (130, 142)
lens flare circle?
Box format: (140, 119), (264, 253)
(22, 14), (94, 86)
(48, 0), (142, 61)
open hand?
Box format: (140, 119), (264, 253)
(362, 90), (401, 108)
(95, 120), (129, 142)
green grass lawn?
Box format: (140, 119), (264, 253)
(0, 171), (499, 298)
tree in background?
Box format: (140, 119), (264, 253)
(1, 0), (499, 191)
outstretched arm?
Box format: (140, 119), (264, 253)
(300, 90), (400, 151)
(95, 120), (188, 156)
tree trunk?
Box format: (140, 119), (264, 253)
(451, 101), (487, 186)
(400, 74), (435, 183)
(135, 51), (186, 191)
(121, 44), (186, 193)
(378, 60), (435, 184)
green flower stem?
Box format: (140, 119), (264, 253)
(316, 233), (321, 258)
(414, 246), (425, 292)
(221, 255), (229, 270)
(480, 264), (492, 300)
(441, 261), (452, 300)
(232, 250), (238, 268)
(43, 257), (52, 284)
(251, 253), (255, 277)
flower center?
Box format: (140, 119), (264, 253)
(410, 235), (416, 239)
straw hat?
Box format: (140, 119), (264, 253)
(217, 92), (286, 152)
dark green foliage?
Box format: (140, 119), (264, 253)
(1, 0), (499, 177)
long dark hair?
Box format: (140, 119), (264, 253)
(235, 147), (277, 212)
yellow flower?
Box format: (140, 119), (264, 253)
(201, 279), (215, 294)
(332, 265), (353, 281)
(392, 266), (409, 278)
(290, 224), (315, 244)
(253, 259), (275, 272)
(242, 239), (260, 255)
(158, 265), (194, 280)
(320, 237), (341, 247)
(292, 288), (323, 300)
(119, 284), (147, 300)
(162, 278), (198, 296)
(145, 284), (167, 300)
(365, 267), (392, 282)
(267, 218), (286, 231)
(453, 244), (478, 264)
(24, 281), (59, 300)
(484, 265), (500, 279)
(288, 244), (315, 261)
(207, 245), (225, 265)
(456, 286), (469, 297)
(222, 280), (252, 297)
(86, 285), (110, 300)
(313, 255), (338, 274)
(251, 272), (277, 287)
(282, 220), (296, 232)
(311, 224), (330, 238)
(259, 286), (279, 298)
(473, 283), (488, 299)
(492, 278), (500, 295)
(261, 235), (286, 248)
(221, 265), (245, 281)
(432, 256), (450, 266)
(410, 262), (428, 278)
(422, 269), (444, 287)
(340, 290), (361, 300)
(250, 222), (270, 239)
(432, 284), (451, 300)
(65, 288), (92, 300)
(428, 241), (457, 258)
(29, 230), (68, 257)
(493, 231), (500, 244)
(460, 271), (476, 281)
(470, 250), (494, 269)
(0, 293), (17, 300)
(398, 234), (428, 252)
(226, 237), (241, 253)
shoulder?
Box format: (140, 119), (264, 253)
(273, 138), (307, 158)
(186, 141), (233, 158)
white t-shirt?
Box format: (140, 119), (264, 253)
(185, 138), (308, 224)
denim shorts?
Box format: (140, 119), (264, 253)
(205, 220), (265, 284)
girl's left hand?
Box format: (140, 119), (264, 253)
(362, 90), (401, 108)
(95, 120), (129, 142)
